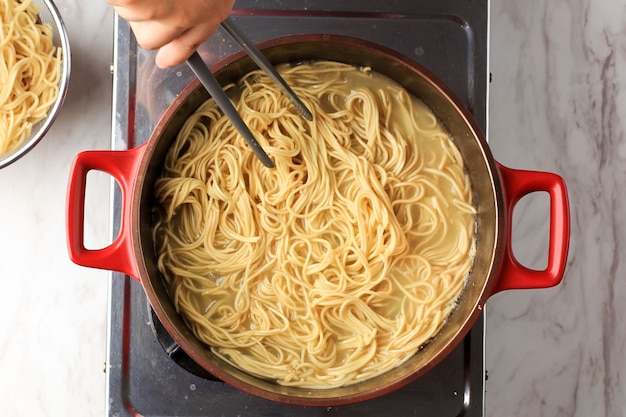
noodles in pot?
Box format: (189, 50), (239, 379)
(0, 0), (61, 155)
(152, 61), (476, 388)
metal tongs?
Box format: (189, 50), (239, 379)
(186, 17), (313, 169)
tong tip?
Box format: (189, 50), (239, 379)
(297, 103), (314, 122)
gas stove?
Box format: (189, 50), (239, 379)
(106, 1), (489, 415)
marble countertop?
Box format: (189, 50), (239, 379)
(0, 0), (623, 415)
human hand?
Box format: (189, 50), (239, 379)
(107, 0), (236, 68)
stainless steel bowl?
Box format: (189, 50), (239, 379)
(0, 0), (71, 168)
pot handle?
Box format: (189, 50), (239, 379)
(66, 145), (146, 280)
(490, 162), (570, 295)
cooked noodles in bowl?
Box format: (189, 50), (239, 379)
(0, 0), (62, 157)
(152, 61), (476, 388)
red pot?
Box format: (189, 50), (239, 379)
(66, 35), (570, 406)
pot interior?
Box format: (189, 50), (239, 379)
(134, 35), (502, 405)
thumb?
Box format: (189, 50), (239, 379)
(154, 23), (220, 68)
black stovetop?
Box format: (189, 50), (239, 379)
(106, 1), (489, 415)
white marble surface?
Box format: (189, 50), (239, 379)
(0, 0), (624, 415)
(0, 1), (113, 415)
(486, 0), (626, 416)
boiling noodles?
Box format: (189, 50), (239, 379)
(0, 0), (61, 155)
(152, 61), (476, 388)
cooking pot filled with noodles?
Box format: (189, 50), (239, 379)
(66, 35), (570, 405)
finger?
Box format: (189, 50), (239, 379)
(129, 20), (186, 51)
(154, 22), (220, 68)
(110, 4), (167, 23)
(108, 0), (172, 22)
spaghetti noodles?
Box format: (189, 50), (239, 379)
(0, 0), (61, 155)
(152, 61), (476, 388)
